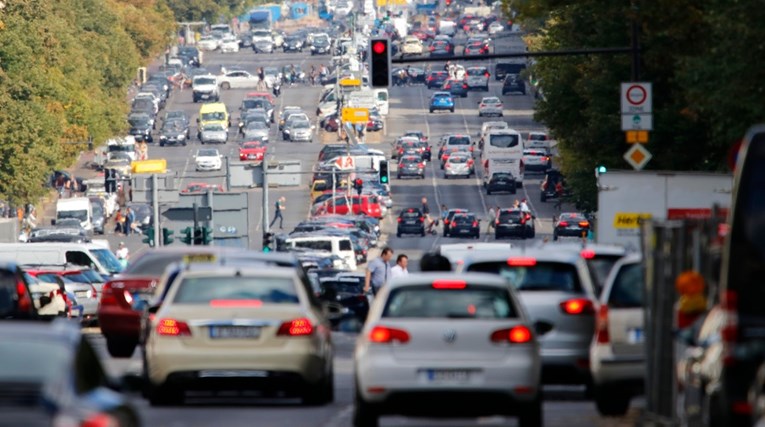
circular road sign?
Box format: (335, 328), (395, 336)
(626, 85), (648, 106)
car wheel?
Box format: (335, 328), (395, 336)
(159, 141), (165, 147)
(105, 336), (137, 358)
(396, 232), (401, 238)
(429, 109), (434, 113)
(182, 141), (187, 146)
(479, 112), (483, 117)
(397, 174), (401, 179)
(353, 390), (379, 427)
(221, 82), (230, 90)
(487, 189), (492, 195)
(528, 228), (536, 238)
(450, 108), (455, 112)
(304, 370), (334, 405)
(594, 386), (630, 416)
(495, 233), (501, 240)
(517, 397), (543, 427)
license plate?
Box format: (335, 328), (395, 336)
(199, 370), (269, 378)
(201, 94), (210, 99)
(248, 154), (258, 159)
(209, 326), (261, 339)
(627, 328), (643, 344)
(75, 291), (89, 298)
(426, 369), (471, 383)
(458, 229), (470, 233)
(405, 221), (416, 225)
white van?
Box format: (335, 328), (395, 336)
(55, 197), (93, 232)
(282, 236), (357, 271)
(0, 243), (125, 276)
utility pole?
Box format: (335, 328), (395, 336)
(262, 160), (270, 237)
(630, 0), (640, 81)
(151, 174), (161, 247)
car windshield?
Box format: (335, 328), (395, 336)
(0, 339), (70, 384)
(195, 77), (216, 86)
(198, 149), (218, 157)
(57, 209), (86, 222)
(162, 121), (183, 132)
(173, 276), (299, 304)
(401, 157), (419, 164)
(453, 215), (475, 224)
(401, 210), (421, 219)
(201, 112), (225, 121)
(498, 211), (522, 221)
(91, 248), (125, 274)
(483, 97), (500, 104)
(587, 255), (625, 296)
(293, 120), (310, 129)
(467, 261), (582, 292)
(246, 122), (267, 130)
(321, 279), (363, 294)
(529, 133), (548, 141)
(492, 173), (513, 180)
(450, 156), (468, 163)
(448, 136), (470, 145)
(467, 68), (486, 75)
(490, 134), (519, 148)
(383, 286), (515, 319)
(243, 142), (262, 149)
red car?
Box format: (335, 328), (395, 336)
(239, 140), (267, 161)
(181, 182), (225, 194)
(314, 195), (383, 218)
(244, 91), (275, 104)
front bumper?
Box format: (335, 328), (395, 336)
(196, 162), (222, 171)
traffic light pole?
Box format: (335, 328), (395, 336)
(262, 161), (270, 243)
(192, 202), (199, 246)
(152, 174), (161, 247)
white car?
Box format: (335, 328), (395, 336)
(197, 35), (220, 51)
(478, 96), (504, 117)
(218, 70), (260, 89)
(219, 35), (240, 53)
(488, 21), (504, 35)
(194, 148), (223, 171)
(522, 148), (551, 172)
(401, 36), (423, 55)
(526, 131), (551, 150)
(353, 273), (542, 427)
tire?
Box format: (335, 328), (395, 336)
(528, 228), (536, 238)
(220, 82), (230, 90)
(518, 398), (543, 427)
(396, 232), (401, 238)
(450, 108), (455, 113)
(594, 387), (630, 416)
(479, 112), (483, 117)
(159, 141), (165, 147)
(182, 141), (187, 146)
(106, 337), (137, 358)
(397, 174), (401, 179)
(353, 390), (379, 427)
(429, 109), (434, 113)
(487, 189), (492, 195)
(304, 370), (334, 405)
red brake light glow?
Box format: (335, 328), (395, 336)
(432, 279), (467, 289)
(507, 257), (537, 267)
(580, 249), (596, 259)
(596, 305), (610, 343)
(278, 318), (314, 336)
(558, 221), (569, 227)
(490, 325), (532, 344)
(369, 326), (410, 344)
(157, 318), (192, 336)
(560, 298), (595, 315)
(209, 299), (263, 308)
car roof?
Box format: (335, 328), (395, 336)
(462, 247), (586, 266)
(386, 272), (512, 290)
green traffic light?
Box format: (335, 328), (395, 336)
(380, 176), (388, 184)
(597, 165), (607, 174)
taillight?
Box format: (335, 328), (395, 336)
(579, 221), (590, 228)
(278, 318), (314, 336)
(90, 284), (98, 299)
(507, 257), (537, 266)
(156, 318), (192, 336)
(490, 325), (532, 344)
(472, 221), (478, 227)
(596, 305), (610, 343)
(418, 162), (425, 168)
(444, 219), (450, 225)
(484, 72), (489, 78)
(462, 84), (468, 89)
(100, 282), (117, 306)
(432, 279), (467, 289)
(397, 217), (402, 223)
(560, 298), (595, 315)
(80, 412), (119, 427)
(369, 326), (410, 344)
(580, 249), (595, 259)
(558, 221), (569, 227)
(418, 217), (424, 222)
(16, 281), (32, 313)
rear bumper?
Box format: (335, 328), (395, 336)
(98, 307), (141, 338)
(359, 390), (538, 417)
(398, 225), (425, 235)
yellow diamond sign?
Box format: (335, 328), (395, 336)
(624, 144), (652, 170)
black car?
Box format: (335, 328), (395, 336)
(397, 208), (426, 237)
(502, 74), (526, 95)
(177, 46), (201, 67)
(495, 62), (526, 81)
(392, 67), (426, 86)
(158, 119), (189, 147)
(553, 212), (591, 240)
(283, 36), (304, 52)
(442, 208), (468, 237)
(0, 262), (42, 320)
(449, 213), (480, 239)
(486, 172), (517, 195)
(311, 38), (331, 55)
(495, 208), (535, 239)
(317, 275), (369, 328)
(127, 113), (153, 142)
(540, 169), (565, 202)
(425, 71), (449, 89)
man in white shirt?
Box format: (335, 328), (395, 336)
(520, 198), (531, 214)
(115, 242), (129, 261)
(390, 254), (409, 278)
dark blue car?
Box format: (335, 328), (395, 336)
(429, 91), (455, 113)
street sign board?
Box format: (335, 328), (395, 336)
(621, 113), (653, 131)
(624, 144), (652, 170)
(626, 130), (649, 144)
(162, 206), (213, 222)
(621, 83), (652, 114)
(334, 155), (356, 170)
(341, 107), (369, 124)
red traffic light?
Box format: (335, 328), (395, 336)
(356, 178), (363, 186)
(373, 41), (386, 55)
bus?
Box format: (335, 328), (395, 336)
(480, 128), (524, 184)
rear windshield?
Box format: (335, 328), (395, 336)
(321, 279), (363, 294)
(173, 276), (299, 304)
(466, 261), (583, 292)
(498, 211), (522, 221)
(453, 215), (476, 224)
(124, 253), (198, 276)
(466, 68), (486, 76)
(401, 211), (421, 219)
(383, 286), (516, 319)
(490, 134), (520, 148)
(293, 240), (332, 252)
(607, 263), (643, 308)
(448, 136), (470, 145)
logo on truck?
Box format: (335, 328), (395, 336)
(613, 212), (652, 229)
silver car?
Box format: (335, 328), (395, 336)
(396, 155), (425, 179)
(353, 273), (542, 427)
(199, 123), (228, 144)
(288, 120), (313, 142)
(478, 96), (504, 117)
(444, 153), (475, 178)
(522, 148), (551, 172)
(465, 66), (490, 91)
(242, 121), (270, 142)
(462, 248), (599, 388)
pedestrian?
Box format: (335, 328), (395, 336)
(64, 178), (72, 198)
(513, 199), (520, 208)
(125, 207), (135, 236)
(364, 247), (393, 295)
(487, 206), (496, 233)
(270, 196), (285, 229)
(440, 204), (449, 222)
(420, 252), (452, 272)
(421, 197), (435, 233)
(554, 181), (565, 210)
(520, 198), (531, 214)
(114, 210), (124, 234)
(115, 242), (129, 263)
(390, 254), (409, 278)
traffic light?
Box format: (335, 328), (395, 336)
(162, 228), (174, 245)
(180, 227), (193, 245)
(379, 160), (389, 185)
(193, 227), (203, 245)
(595, 165), (607, 177)
(354, 178), (364, 196)
(201, 226), (213, 245)
(263, 232), (274, 252)
(142, 227), (155, 247)
(369, 38), (391, 88)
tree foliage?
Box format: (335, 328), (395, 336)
(511, 0), (759, 211)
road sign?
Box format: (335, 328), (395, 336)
(621, 83), (652, 114)
(341, 107), (369, 124)
(162, 206), (213, 222)
(624, 144), (652, 170)
(626, 130), (649, 143)
(621, 113), (653, 131)
(339, 78), (362, 87)
(334, 155), (356, 170)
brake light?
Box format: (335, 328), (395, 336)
(462, 84), (468, 89)
(277, 318), (314, 336)
(16, 281), (32, 313)
(596, 305), (610, 343)
(490, 325), (532, 343)
(418, 217), (425, 222)
(80, 412), (120, 427)
(418, 162), (425, 168)
(472, 221), (478, 227)
(579, 221), (590, 228)
(397, 217), (402, 223)
(432, 279), (467, 289)
(156, 318), (192, 336)
(507, 257), (537, 267)
(444, 219), (450, 225)
(580, 249), (596, 259)
(558, 221), (569, 227)
(560, 298), (595, 315)
(369, 326), (410, 344)
(484, 72), (489, 78)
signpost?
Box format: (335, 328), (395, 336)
(334, 155), (356, 170)
(621, 82), (653, 169)
(341, 107), (369, 124)
(624, 144), (652, 170)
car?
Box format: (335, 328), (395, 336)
(316, 274), (369, 328)
(552, 213), (591, 241)
(26, 269), (99, 323)
(128, 113), (154, 142)
(444, 153), (475, 178)
(400, 36), (424, 55)
(462, 248), (600, 388)
(429, 91), (455, 113)
(239, 109), (270, 135)
(442, 79), (469, 98)
(310, 36), (331, 55)
(502, 74), (526, 95)
(353, 272), (542, 427)
(314, 195), (384, 218)
(590, 254), (644, 416)
(0, 320), (141, 426)
(465, 66), (490, 91)
(143, 265), (334, 406)
(488, 21), (505, 34)
(219, 35), (240, 53)
(425, 71), (449, 89)
(449, 213), (481, 239)
(242, 120), (270, 142)
(485, 172), (517, 195)
(199, 122), (228, 144)
(439, 134), (473, 159)
(396, 208), (426, 237)
(194, 148), (223, 171)
(464, 40), (489, 56)
(286, 119), (314, 143)
(526, 131), (551, 149)
(282, 35), (304, 52)
(540, 169), (565, 202)
(522, 148), (552, 172)
(239, 140), (267, 161)
(397, 155), (426, 179)
(478, 96), (504, 117)
(218, 70), (261, 89)
(494, 208), (535, 239)
(442, 208), (468, 237)
(197, 35), (220, 51)
(181, 182), (225, 194)
(158, 119), (189, 146)
(240, 98), (274, 122)
(428, 40), (452, 58)
(253, 38), (275, 53)
(279, 107), (304, 131)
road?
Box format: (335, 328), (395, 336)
(91, 26), (645, 426)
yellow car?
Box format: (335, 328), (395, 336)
(144, 265), (334, 406)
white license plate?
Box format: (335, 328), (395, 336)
(201, 94), (210, 99)
(627, 328), (644, 344)
(209, 326), (261, 339)
(426, 369), (471, 383)
(199, 370), (269, 378)
(75, 291), (89, 298)
(248, 154), (258, 159)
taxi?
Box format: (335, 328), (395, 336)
(144, 264), (334, 406)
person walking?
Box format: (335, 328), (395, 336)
(422, 197), (436, 234)
(115, 242), (129, 264)
(487, 206), (496, 233)
(365, 247), (393, 295)
(270, 196), (285, 229)
(125, 207), (135, 236)
(390, 254), (409, 278)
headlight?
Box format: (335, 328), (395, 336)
(178, 134), (185, 139)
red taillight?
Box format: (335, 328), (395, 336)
(369, 326), (410, 344)
(444, 219), (450, 225)
(490, 325), (532, 343)
(278, 318), (314, 336)
(432, 279), (467, 289)
(579, 221), (590, 228)
(16, 281), (32, 313)
(81, 413), (119, 427)
(721, 290), (738, 365)
(560, 298), (595, 315)
(397, 217), (402, 223)
(580, 249), (596, 259)
(596, 305), (610, 343)
(418, 162), (425, 168)
(462, 84), (468, 89)
(484, 72), (489, 78)
(558, 221), (569, 227)
(418, 217), (424, 222)
(471, 221), (478, 227)
(99, 282), (118, 306)
(507, 257), (537, 267)
(156, 318), (192, 336)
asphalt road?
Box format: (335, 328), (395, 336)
(91, 26), (644, 427)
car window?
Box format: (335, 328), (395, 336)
(401, 211), (421, 219)
(607, 263), (643, 308)
(321, 279), (363, 294)
(0, 338), (70, 383)
(489, 133), (520, 148)
(498, 211), (522, 221)
(447, 136), (470, 145)
(467, 261), (583, 292)
(453, 215), (475, 224)
(339, 240), (352, 251)
(173, 276), (299, 304)
(383, 286), (516, 319)
(293, 240), (332, 252)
